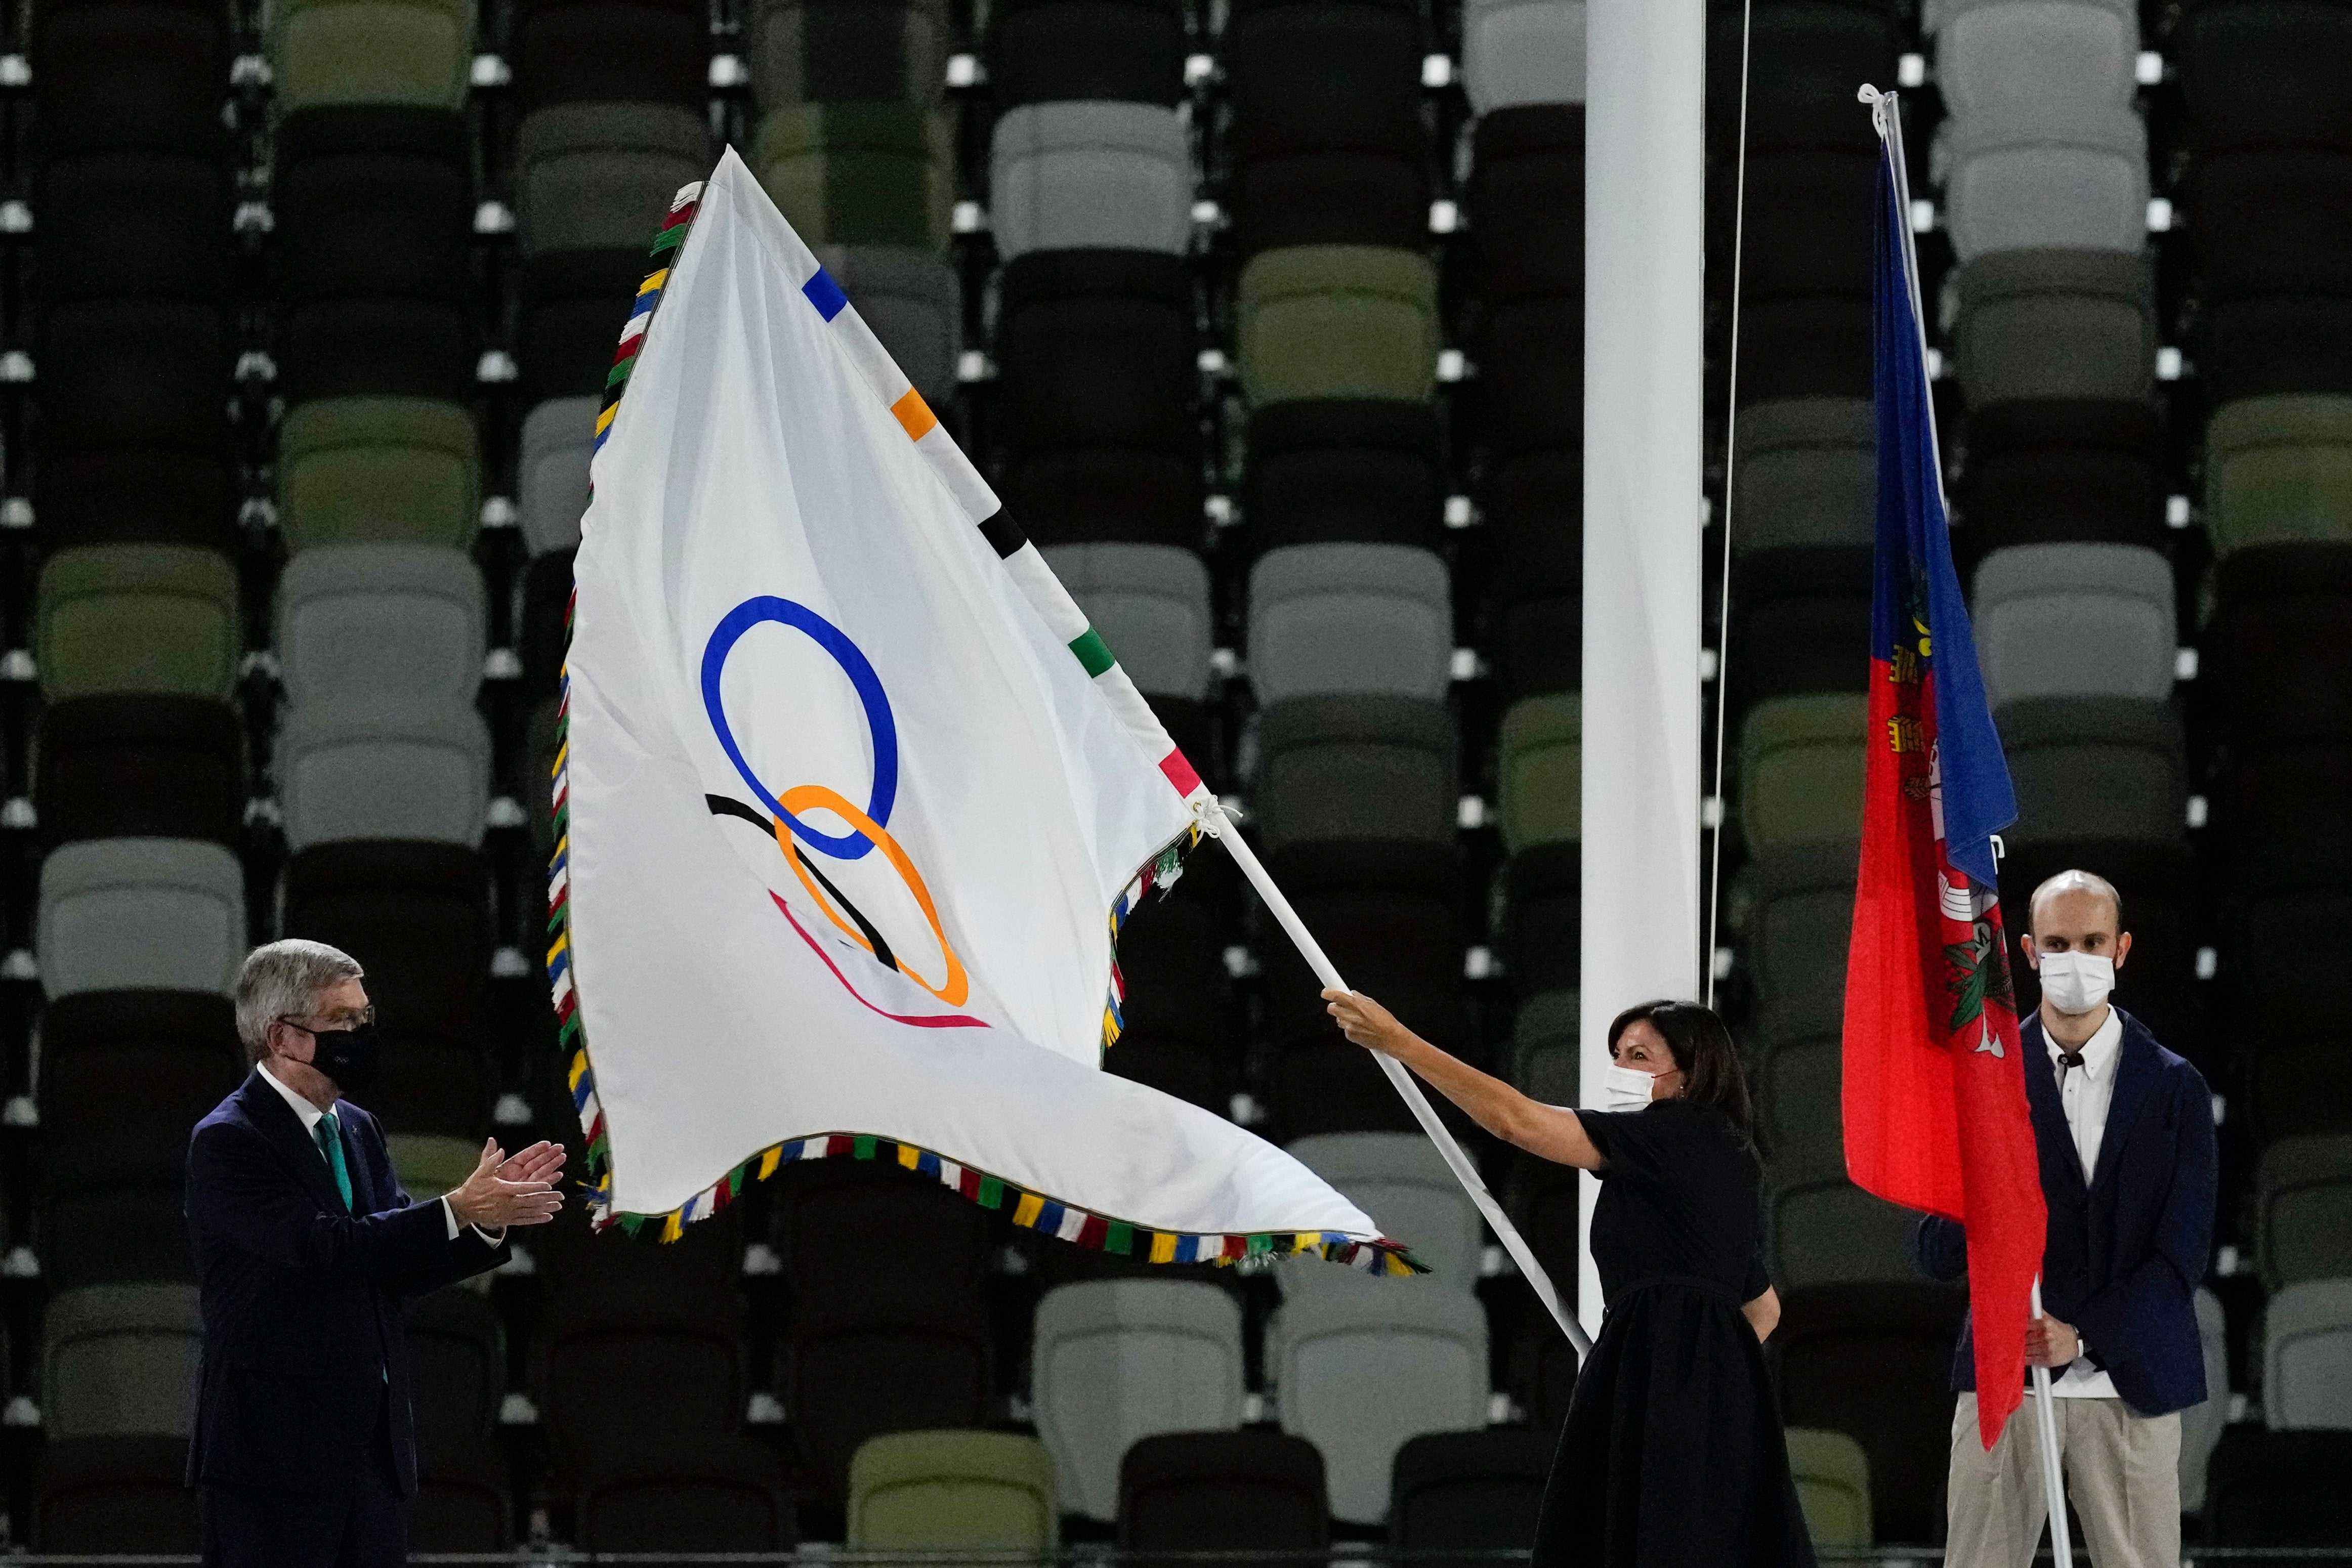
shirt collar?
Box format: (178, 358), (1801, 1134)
(258, 1060), (333, 1133)
(2045, 1005), (2125, 1082)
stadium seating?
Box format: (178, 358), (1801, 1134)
(1784, 1427), (1872, 1547)
(847, 1430), (1059, 1549)
(1117, 1431), (1330, 1550)
(1388, 1427), (1553, 1549)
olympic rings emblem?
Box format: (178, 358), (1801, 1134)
(701, 596), (971, 1009)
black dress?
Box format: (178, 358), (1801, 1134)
(1529, 1101), (1818, 1568)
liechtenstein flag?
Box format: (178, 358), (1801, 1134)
(1842, 91), (2047, 1450)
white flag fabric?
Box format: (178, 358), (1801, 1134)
(551, 150), (1409, 1269)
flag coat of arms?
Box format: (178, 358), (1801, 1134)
(1842, 105), (2047, 1447)
(550, 150), (1402, 1268)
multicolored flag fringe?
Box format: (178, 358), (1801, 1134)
(1841, 97), (2047, 1449)
(549, 150), (1409, 1270)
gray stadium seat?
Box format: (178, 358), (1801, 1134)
(1972, 543), (2176, 708)
(1250, 696), (1456, 858)
(747, 0), (949, 110)
(1029, 1280), (1245, 1521)
(514, 103), (710, 258)
(1246, 544), (1452, 706)
(1268, 1287), (1490, 1524)
(1757, 1034), (1841, 1172)
(519, 396), (599, 558)
(1770, 1160), (1919, 1289)
(1463, 0), (1585, 114)
(275, 545), (487, 711)
(1951, 248), (2155, 408)
(277, 701), (491, 851)
(2256, 1136), (2352, 1292)
(2264, 1279), (2352, 1430)
(2183, 1288), (2230, 1512)
(1739, 841), (1858, 1053)
(987, 102), (1191, 261)
(1039, 543), (1212, 699)
(1732, 398), (1875, 553)
(1933, 0), (2139, 123)
(1510, 990), (1578, 1106)
(37, 838), (246, 1000)
(43, 1284), (200, 1439)
(1938, 104), (2149, 263)
(813, 245), (961, 405)
(1996, 697), (2185, 850)
(1280, 1133), (1484, 1298)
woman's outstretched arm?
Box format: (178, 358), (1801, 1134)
(1324, 989), (1605, 1170)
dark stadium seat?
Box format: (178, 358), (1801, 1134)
(511, 0), (710, 111)
(1735, 296), (1874, 404)
(991, 250), (1201, 549)
(1723, 545), (1872, 726)
(36, 696), (245, 850)
(514, 102), (709, 261)
(1475, 454), (1582, 702)
(2202, 1428), (2352, 1558)
(281, 840), (493, 1035)
(31, 1), (230, 158)
(2186, 151), (2352, 303)
(2196, 295), (2352, 403)
(407, 1288), (513, 1550)
(1954, 399), (2167, 556)
(34, 154), (234, 306)
(37, 990), (244, 1143)
(1504, 1150), (1579, 1310)
(2226, 741), (2352, 861)
(520, 248), (647, 403)
(2205, 544), (2352, 753)
(987, 0), (1187, 108)
(1104, 855), (1236, 1112)
(1727, 152), (1877, 305)
(574, 1449), (800, 1550)
(1707, 0), (1895, 156)
(1242, 401), (1445, 552)
(1741, 840), (1859, 1055)
(746, 0), (947, 109)
(35, 298), (234, 456)
(1389, 1427), (1551, 1551)
(1468, 296), (1583, 465)
(34, 1435), (201, 1553)
(40, 1139), (191, 1290)
(2230, 846), (2352, 1021)
(521, 548), (578, 702)
(1466, 105), (1583, 306)
(1221, 0), (1429, 257)
(2179, 0), (2352, 153)
(1501, 843), (1579, 998)
(2238, 1003), (2352, 1147)
(774, 1162), (997, 1494)
(1773, 1284), (1965, 1546)
(1117, 1431), (1330, 1552)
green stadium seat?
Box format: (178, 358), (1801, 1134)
(1497, 694), (1579, 856)
(278, 397), (481, 552)
(846, 1430), (1059, 1551)
(1236, 245), (1439, 407)
(43, 1284), (200, 1439)
(35, 546), (241, 702)
(1507, 989), (1579, 1107)
(1784, 1428), (1872, 1547)
(1996, 696), (2186, 851)
(1732, 398), (1875, 554)
(1737, 694), (1868, 858)
(267, 0), (473, 113)
(1252, 695), (1458, 859)
(2204, 395), (2352, 557)
(751, 104), (954, 250)
(2256, 1134), (2352, 1292)
(1769, 1158), (1918, 1289)
(1950, 248), (2155, 409)
(515, 103), (710, 259)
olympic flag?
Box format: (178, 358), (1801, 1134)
(551, 150), (1404, 1268)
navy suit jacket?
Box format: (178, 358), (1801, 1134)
(184, 1070), (506, 1496)
(1914, 1007), (2216, 1417)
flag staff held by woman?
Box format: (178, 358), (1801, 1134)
(1324, 988), (1818, 1568)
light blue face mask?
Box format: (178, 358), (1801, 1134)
(1602, 1062), (1662, 1112)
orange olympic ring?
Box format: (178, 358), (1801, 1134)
(772, 783), (972, 1008)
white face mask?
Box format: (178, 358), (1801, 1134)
(2036, 950), (2115, 1016)
(1602, 1063), (1662, 1113)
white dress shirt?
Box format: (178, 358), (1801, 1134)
(257, 1063), (500, 1245)
(2043, 1005), (2124, 1399)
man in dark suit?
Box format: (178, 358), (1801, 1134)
(1915, 870), (2216, 1568)
(187, 939), (567, 1566)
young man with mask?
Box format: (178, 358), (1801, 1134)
(186, 940), (569, 1566)
(1913, 870), (2216, 1568)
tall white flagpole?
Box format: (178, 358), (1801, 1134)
(1199, 803), (1594, 1359)
(2030, 1277), (2076, 1565)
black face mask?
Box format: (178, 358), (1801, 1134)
(302, 1023), (382, 1097)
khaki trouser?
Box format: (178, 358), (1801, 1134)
(1946, 1392), (2181, 1568)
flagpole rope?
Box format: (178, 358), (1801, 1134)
(1701, 0), (1757, 1011)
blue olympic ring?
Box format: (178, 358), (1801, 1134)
(700, 597), (898, 861)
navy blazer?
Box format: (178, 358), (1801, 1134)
(184, 1070), (506, 1496)
(1914, 1007), (2216, 1418)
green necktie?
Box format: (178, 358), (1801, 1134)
(313, 1112), (353, 1210)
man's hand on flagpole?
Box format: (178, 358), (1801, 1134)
(2026, 1313), (2081, 1368)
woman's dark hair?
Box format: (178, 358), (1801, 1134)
(1606, 999), (1756, 1142)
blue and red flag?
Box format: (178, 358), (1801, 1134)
(1841, 93), (2047, 1450)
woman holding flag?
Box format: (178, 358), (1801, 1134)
(1325, 990), (1816, 1566)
